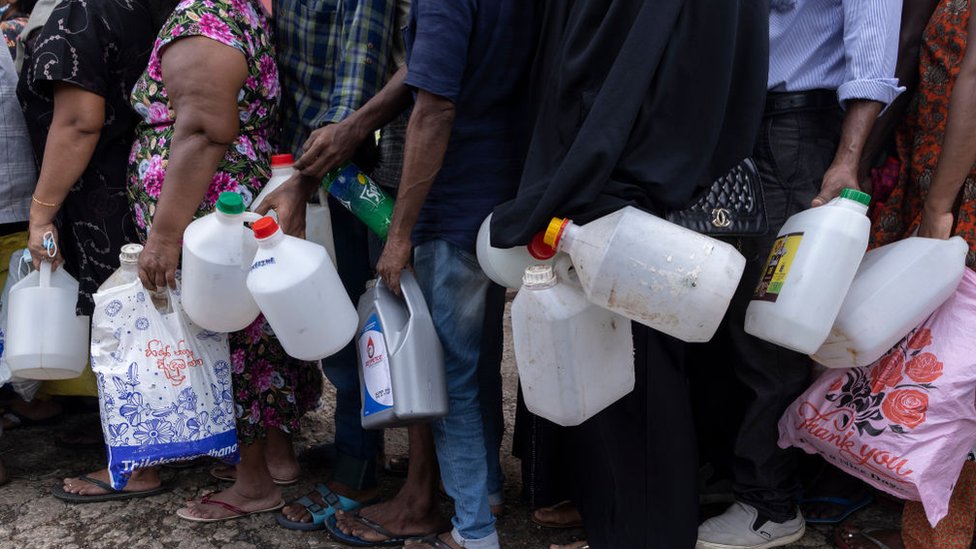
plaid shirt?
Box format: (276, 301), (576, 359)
(276, 0), (397, 155)
(0, 47), (34, 224)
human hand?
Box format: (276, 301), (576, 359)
(812, 163), (860, 207)
(918, 207), (954, 240)
(294, 122), (363, 180)
(375, 236), (412, 296)
(139, 230), (181, 291)
(27, 221), (62, 270)
(253, 173), (318, 238)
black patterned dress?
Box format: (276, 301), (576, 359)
(17, 0), (157, 315)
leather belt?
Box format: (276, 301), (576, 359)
(764, 89), (837, 116)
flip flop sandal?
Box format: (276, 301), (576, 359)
(406, 534), (458, 549)
(51, 474), (169, 503)
(834, 527), (894, 549)
(176, 492), (285, 523)
(531, 500), (584, 529)
(800, 494), (874, 524)
(210, 466), (299, 486)
(276, 483), (366, 531)
(324, 511), (413, 547)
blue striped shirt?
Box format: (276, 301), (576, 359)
(768, 0), (905, 107)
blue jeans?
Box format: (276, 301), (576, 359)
(414, 239), (498, 548)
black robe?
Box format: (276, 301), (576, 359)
(490, 0), (769, 246)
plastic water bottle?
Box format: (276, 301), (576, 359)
(512, 262), (635, 426)
(5, 261), (90, 380)
(356, 270), (447, 429)
(542, 206), (746, 342)
(98, 244), (143, 292)
(250, 154), (337, 265)
(813, 236), (968, 368)
(745, 188), (872, 354)
(246, 216), (357, 361)
(323, 164), (394, 238)
(182, 192), (262, 333)
(475, 213), (558, 289)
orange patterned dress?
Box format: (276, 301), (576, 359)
(871, 0), (976, 268)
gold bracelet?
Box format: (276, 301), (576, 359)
(31, 194), (62, 208)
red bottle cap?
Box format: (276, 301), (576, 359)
(252, 216), (280, 239)
(527, 231), (557, 260)
(271, 154), (294, 167)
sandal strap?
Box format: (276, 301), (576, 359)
(351, 513), (400, 539)
(200, 493), (248, 517)
(313, 483), (343, 511)
(411, 534), (455, 549)
(77, 474), (119, 493)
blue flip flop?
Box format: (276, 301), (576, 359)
(324, 511), (412, 547)
(800, 493), (874, 524)
(276, 483), (363, 531)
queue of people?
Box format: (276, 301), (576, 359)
(0, 0), (975, 548)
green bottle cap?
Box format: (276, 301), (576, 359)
(840, 188), (871, 207)
(216, 192), (245, 215)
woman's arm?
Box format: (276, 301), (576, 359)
(28, 83), (104, 268)
(917, 9), (976, 239)
(139, 36), (247, 291)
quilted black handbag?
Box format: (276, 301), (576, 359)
(666, 158), (768, 237)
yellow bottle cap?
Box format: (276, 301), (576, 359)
(543, 217), (569, 249)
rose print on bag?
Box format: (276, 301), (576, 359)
(907, 327), (933, 350)
(882, 390), (929, 429)
(870, 350), (905, 392)
(905, 352), (944, 383)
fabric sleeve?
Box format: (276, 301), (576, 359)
(159, 0), (248, 57)
(28, 0), (110, 97)
(316, 0), (396, 125)
(839, 0), (905, 107)
(403, 0), (476, 103)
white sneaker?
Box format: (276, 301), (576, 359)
(696, 502), (805, 549)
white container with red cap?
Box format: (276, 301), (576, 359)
(246, 216), (356, 361)
(252, 154), (336, 265)
(542, 206), (746, 342)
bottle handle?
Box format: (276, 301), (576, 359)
(242, 212), (263, 224)
(553, 254), (582, 289)
(39, 260), (52, 288)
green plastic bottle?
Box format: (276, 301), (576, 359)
(323, 164), (395, 239)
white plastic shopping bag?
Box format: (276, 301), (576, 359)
(91, 280), (239, 489)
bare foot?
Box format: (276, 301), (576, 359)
(533, 500), (582, 528)
(62, 468), (160, 496)
(178, 484), (283, 520)
(550, 542), (589, 549)
(334, 496), (447, 543)
(279, 480), (379, 524)
(404, 532), (463, 548)
(835, 526), (905, 549)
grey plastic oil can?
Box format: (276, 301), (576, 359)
(356, 270), (447, 429)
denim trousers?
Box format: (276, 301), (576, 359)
(321, 198), (380, 489)
(720, 105), (844, 521)
(414, 239), (498, 548)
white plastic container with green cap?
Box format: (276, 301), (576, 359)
(542, 206), (746, 342)
(512, 261), (635, 426)
(182, 192), (262, 333)
(745, 188), (873, 354)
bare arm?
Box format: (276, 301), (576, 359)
(28, 83), (104, 268)
(812, 99), (884, 207)
(139, 37), (247, 290)
(374, 88), (456, 293)
(918, 10), (976, 239)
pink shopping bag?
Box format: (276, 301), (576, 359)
(779, 268), (976, 526)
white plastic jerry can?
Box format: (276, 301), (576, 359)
(512, 262), (635, 427)
(251, 154), (337, 265)
(246, 216), (357, 361)
(6, 261), (90, 380)
(181, 192), (262, 333)
(745, 188), (872, 354)
(813, 236), (968, 368)
(356, 270), (448, 430)
(475, 213), (558, 289)
(543, 206), (746, 342)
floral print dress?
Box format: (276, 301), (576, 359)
(127, 0), (321, 444)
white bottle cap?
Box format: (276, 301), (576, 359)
(522, 265), (557, 289)
(119, 243), (144, 264)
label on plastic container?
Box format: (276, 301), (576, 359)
(358, 313), (393, 417)
(753, 232), (803, 302)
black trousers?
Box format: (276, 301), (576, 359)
(697, 105), (844, 522)
(575, 323), (698, 549)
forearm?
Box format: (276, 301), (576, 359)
(386, 91), (455, 243)
(925, 70), (976, 214)
(344, 65), (412, 145)
(30, 123), (99, 222)
(832, 99), (884, 172)
(150, 129), (230, 238)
